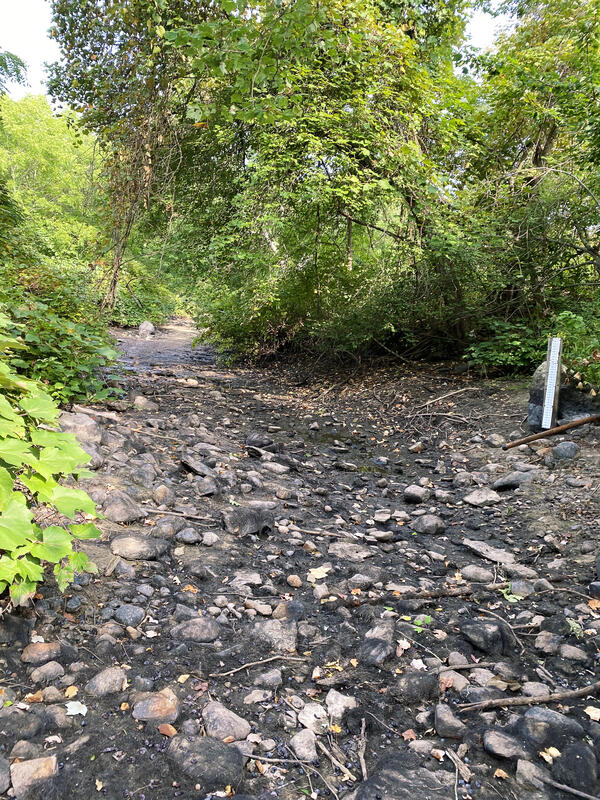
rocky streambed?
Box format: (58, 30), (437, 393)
(2, 323), (600, 800)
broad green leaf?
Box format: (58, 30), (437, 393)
(19, 473), (59, 504)
(50, 486), (97, 518)
(0, 497), (34, 550)
(70, 522), (102, 539)
(0, 466), (14, 510)
(0, 555), (19, 583)
(14, 556), (44, 582)
(0, 395), (23, 423)
(0, 437), (35, 468)
(29, 525), (73, 563)
(10, 578), (37, 604)
(68, 550), (98, 573)
(19, 392), (59, 422)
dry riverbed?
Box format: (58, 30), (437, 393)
(2, 321), (600, 800)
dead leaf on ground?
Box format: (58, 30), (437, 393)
(95, 779), (103, 791)
(401, 729), (417, 741)
(584, 706), (600, 721)
(64, 686), (78, 699)
(157, 723), (177, 737)
(307, 565), (331, 583)
(24, 690), (43, 703)
(494, 769), (509, 780)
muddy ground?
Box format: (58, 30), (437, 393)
(2, 320), (600, 800)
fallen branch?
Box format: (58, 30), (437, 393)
(316, 740), (357, 782)
(414, 388), (477, 410)
(535, 774), (600, 800)
(357, 718), (368, 781)
(502, 414), (600, 450)
(209, 654), (307, 677)
(459, 678), (600, 712)
(143, 508), (214, 522)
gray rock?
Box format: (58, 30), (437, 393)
(139, 321), (155, 337)
(355, 751), (455, 800)
(222, 507), (274, 536)
(395, 671), (440, 703)
(516, 758), (551, 790)
(167, 735), (244, 792)
(103, 490), (144, 523)
(463, 488), (502, 506)
(325, 689), (357, 721)
(328, 540), (373, 562)
(253, 668), (282, 689)
(115, 604), (145, 627)
(483, 729), (530, 759)
(404, 485), (430, 504)
(534, 630), (562, 654)
(0, 755), (9, 794)
(171, 617), (220, 642)
(493, 471), (539, 491)
(10, 755), (58, 797)
(461, 564), (494, 583)
(30, 661), (64, 684)
(176, 527), (202, 544)
(459, 618), (516, 655)
(86, 667), (127, 696)
(411, 514), (445, 535)
(80, 442), (104, 470)
(552, 441), (580, 460)
(202, 701), (251, 741)
(290, 728), (317, 761)
(434, 703), (466, 739)
(153, 484), (174, 506)
(519, 706), (584, 747)
(252, 619), (297, 652)
(110, 535), (169, 560)
(552, 742), (598, 792)
(359, 620), (395, 666)
(133, 395), (158, 411)
(58, 411), (102, 444)
(297, 703), (329, 734)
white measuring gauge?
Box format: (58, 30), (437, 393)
(541, 337), (563, 429)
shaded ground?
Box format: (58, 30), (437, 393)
(2, 321), (600, 800)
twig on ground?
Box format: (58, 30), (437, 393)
(536, 774), (600, 800)
(143, 508), (214, 522)
(414, 387), (477, 410)
(357, 718), (368, 781)
(459, 678), (600, 712)
(434, 661), (497, 675)
(477, 608), (525, 652)
(209, 655), (307, 677)
(316, 740), (357, 782)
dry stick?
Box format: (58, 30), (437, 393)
(357, 718), (368, 781)
(414, 387), (478, 410)
(209, 654), (307, 678)
(536, 774), (600, 800)
(459, 678), (600, 713)
(502, 414), (600, 450)
(316, 740), (357, 783)
(143, 508), (213, 523)
(433, 661), (497, 675)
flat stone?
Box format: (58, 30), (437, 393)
(290, 728), (317, 761)
(253, 668), (282, 689)
(552, 441), (580, 460)
(325, 689), (357, 721)
(133, 395), (158, 411)
(85, 667), (127, 697)
(493, 471), (539, 491)
(411, 514), (445, 535)
(459, 618), (516, 655)
(103, 490), (144, 523)
(355, 751), (455, 800)
(10, 756), (58, 796)
(483, 729), (530, 760)
(30, 661), (64, 684)
(559, 643), (588, 661)
(461, 565), (494, 583)
(553, 742), (598, 792)
(167, 735), (244, 792)
(202, 701), (251, 741)
(298, 702), (329, 734)
(222, 507), (273, 536)
(133, 688), (180, 724)
(360, 620), (395, 666)
(404, 485), (430, 504)
(462, 538), (515, 564)
(58, 412), (102, 444)
(21, 642), (61, 665)
(139, 321), (155, 337)
(534, 631), (561, 654)
(434, 703), (466, 738)
(328, 540), (373, 562)
(519, 707), (584, 747)
(115, 604), (145, 627)
(243, 689), (271, 705)
(463, 488), (502, 506)
(0, 755), (8, 794)
(252, 619), (297, 652)
(171, 617), (220, 642)
(110, 535), (169, 560)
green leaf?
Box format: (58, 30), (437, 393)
(50, 486), (97, 518)
(19, 391), (59, 422)
(29, 525), (73, 563)
(0, 466), (14, 510)
(0, 437), (35, 468)
(70, 522), (102, 540)
(0, 496), (34, 550)
(9, 578), (37, 604)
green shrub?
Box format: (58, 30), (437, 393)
(465, 320), (546, 373)
(554, 310), (600, 385)
(0, 315), (101, 605)
(0, 300), (118, 403)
